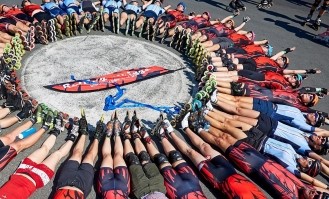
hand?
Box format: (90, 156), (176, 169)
(306, 69), (318, 74)
(284, 47), (295, 53)
(181, 112), (190, 130)
(243, 16), (250, 23)
(321, 88), (328, 95)
(233, 12), (240, 17)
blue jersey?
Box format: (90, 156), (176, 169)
(41, 2), (60, 11)
(103, 0), (122, 9)
(124, 4), (142, 14)
(59, 0), (77, 8)
(272, 122), (312, 156)
(263, 138), (301, 178)
(275, 104), (315, 132)
(145, 4), (165, 16)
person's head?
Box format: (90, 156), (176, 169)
(176, 2), (186, 12)
(246, 31), (255, 41)
(154, 0), (162, 6)
(300, 93), (319, 107)
(297, 157), (321, 177)
(224, 19), (235, 29)
(308, 134), (329, 155)
(261, 44), (273, 56)
(202, 11), (211, 21)
(42, 0), (51, 3)
(276, 55), (289, 69)
(130, 0), (138, 6)
(305, 112), (325, 127)
(21, 0), (31, 7)
(285, 74), (303, 88)
(0, 4), (9, 14)
(298, 188), (320, 199)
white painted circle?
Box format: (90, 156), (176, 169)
(21, 35), (194, 126)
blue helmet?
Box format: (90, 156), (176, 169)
(177, 2), (186, 12)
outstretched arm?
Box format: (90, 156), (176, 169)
(234, 16), (250, 32)
(271, 47), (295, 60)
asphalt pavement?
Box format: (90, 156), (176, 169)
(0, 0), (328, 198)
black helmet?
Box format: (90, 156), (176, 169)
(304, 159), (322, 177)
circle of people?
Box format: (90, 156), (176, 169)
(0, 0), (329, 199)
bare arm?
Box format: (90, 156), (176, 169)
(300, 172), (328, 189)
(254, 39), (269, 45)
(122, 0), (127, 6)
(234, 22), (246, 32)
(163, 5), (171, 11)
(309, 152), (329, 167)
(221, 15), (234, 23)
(283, 69), (321, 75)
(271, 46), (296, 60)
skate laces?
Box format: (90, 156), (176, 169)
(113, 119), (122, 135)
(54, 113), (64, 132)
(71, 117), (80, 137)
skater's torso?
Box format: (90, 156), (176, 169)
(103, 0), (122, 9)
(228, 33), (253, 46)
(22, 4), (43, 16)
(167, 10), (188, 22)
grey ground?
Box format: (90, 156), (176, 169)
(0, 0), (328, 199)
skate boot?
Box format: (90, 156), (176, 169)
(148, 21), (155, 41)
(236, 0), (247, 11)
(121, 111), (131, 139)
(115, 15), (120, 34)
(79, 109), (89, 135)
(42, 110), (54, 131)
(64, 15), (71, 37)
(312, 19), (321, 31)
(71, 15), (77, 36)
(113, 111), (122, 137)
(87, 13), (100, 34)
(301, 14), (312, 26)
(66, 117), (79, 142)
(131, 19), (136, 36)
(151, 113), (164, 136)
(138, 20), (146, 38)
(111, 13), (116, 33)
(170, 27), (180, 47)
(94, 115), (105, 140)
(226, 1), (240, 15)
(160, 23), (170, 44)
(99, 8), (105, 32)
(78, 14), (86, 34)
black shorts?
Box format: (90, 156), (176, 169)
(161, 162), (204, 198)
(238, 58), (257, 71)
(0, 145), (17, 171)
(241, 127), (270, 151)
(0, 18), (17, 25)
(97, 166), (130, 198)
(15, 13), (34, 23)
(238, 70), (265, 81)
(55, 160), (94, 196)
(211, 37), (234, 49)
(124, 9), (137, 18)
(33, 12), (52, 23)
(255, 113), (278, 135)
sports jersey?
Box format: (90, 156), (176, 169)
(226, 44), (265, 59)
(103, 0), (122, 9)
(166, 10), (188, 22)
(53, 189), (85, 199)
(41, 2), (60, 11)
(22, 4), (42, 16)
(238, 71), (292, 90)
(228, 33), (253, 46)
(145, 4), (165, 16)
(244, 84), (315, 113)
(2, 8), (24, 16)
(263, 138), (301, 178)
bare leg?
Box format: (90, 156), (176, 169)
(144, 139), (171, 169)
(10, 127), (47, 154)
(41, 140), (74, 171)
(0, 117), (19, 129)
(0, 108), (10, 119)
(113, 135), (126, 168)
(0, 120), (33, 146)
(24, 133), (56, 164)
(68, 134), (87, 163)
(120, 12), (128, 26)
(82, 138), (99, 166)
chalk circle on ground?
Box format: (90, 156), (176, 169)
(21, 35), (194, 125)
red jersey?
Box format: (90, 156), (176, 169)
(21, 4), (42, 16)
(193, 16), (211, 29)
(2, 8), (24, 17)
(228, 33), (253, 46)
(53, 189), (85, 199)
(0, 174), (36, 199)
(167, 10), (188, 22)
(239, 71), (291, 90)
(242, 44), (265, 56)
(253, 56), (279, 67)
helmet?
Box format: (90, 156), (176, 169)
(306, 94), (319, 107)
(304, 159), (322, 177)
(177, 2), (186, 12)
(314, 112), (325, 127)
(247, 31), (255, 41)
(292, 74), (303, 88)
(203, 11), (211, 20)
(266, 44), (273, 56)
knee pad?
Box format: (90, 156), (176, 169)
(153, 153), (169, 166)
(125, 152), (140, 166)
(168, 150), (183, 164)
(230, 82), (245, 96)
(138, 151), (151, 163)
(321, 2), (329, 10)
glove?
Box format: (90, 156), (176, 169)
(321, 88), (328, 95)
(181, 112), (190, 130)
(233, 12), (240, 17)
(243, 16), (250, 23)
(189, 12), (195, 16)
(306, 69), (317, 74)
(284, 48), (293, 53)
